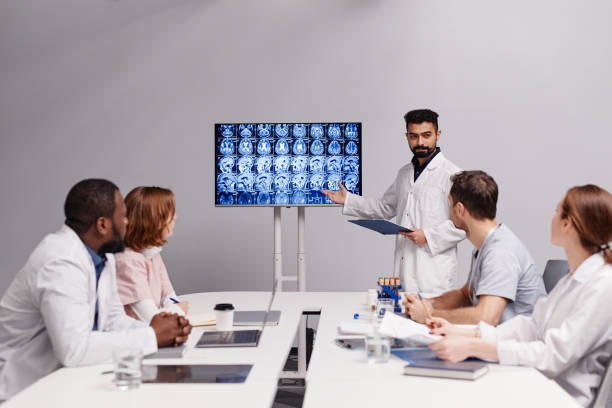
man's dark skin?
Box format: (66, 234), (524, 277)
(78, 189), (191, 347)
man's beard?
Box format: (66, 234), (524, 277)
(98, 223), (125, 255)
(411, 145), (436, 158)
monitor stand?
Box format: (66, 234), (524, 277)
(273, 206), (307, 377)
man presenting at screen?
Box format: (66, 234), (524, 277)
(322, 109), (465, 295)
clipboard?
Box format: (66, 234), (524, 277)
(348, 219), (413, 235)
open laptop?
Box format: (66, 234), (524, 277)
(196, 281), (278, 348)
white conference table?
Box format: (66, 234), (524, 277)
(3, 291), (580, 408)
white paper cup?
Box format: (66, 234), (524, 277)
(214, 303), (235, 331)
(367, 289), (378, 309)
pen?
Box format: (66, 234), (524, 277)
(418, 293), (433, 320)
(169, 297), (179, 304)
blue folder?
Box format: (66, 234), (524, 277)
(348, 219), (414, 235)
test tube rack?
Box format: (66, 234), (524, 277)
(377, 283), (403, 313)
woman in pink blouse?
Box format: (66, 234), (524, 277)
(115, 186), (188, 323)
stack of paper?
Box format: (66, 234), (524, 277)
(378, 313), (441, 345)
(337, 320), (375, 335)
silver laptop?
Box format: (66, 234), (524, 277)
(234, 310), (281, 326)
(196, 282), (278, 348)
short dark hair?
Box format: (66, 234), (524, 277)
(450, 171), (498, 220)
(404, 109), (439, 132)
(64, 179), (119, 234)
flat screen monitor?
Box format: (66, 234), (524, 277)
(215, 123), (362, 206)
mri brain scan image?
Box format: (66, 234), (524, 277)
(257, 192), (271, 204)
(219, 139), (234, 155)
(344, 173), (359, 191)
(275, 139), (290, 155)
(220, 125), (234, 138)
(217, 174), (236, 192)
(328, 140), (341, 155)
(274, 156), (290, 173)
(238, 139), (253, 155)
(219, 156), (234, 173)
(275, 192), (289, 204)
(345, 123), (358, 139)
(238, 124), (254, 137)
(293, 124), (306, 138)
(343, 156), (359, 173)
(293, 139), (307, 155)
(291, 173), (308, 190)
(326, 156), (342, 173)
(345, 141), (358, 155)
(309, 156), (324, 173)
(257, 139), (272, 155)
(257, 124), (272, 137)
(310, 124), (324, 139)
(237, 156), (253, 173)
(256, 156), (272, 173)
(216, 123), (360, 205)
(236, 173), (254, 191)
(328, 124), (341, 139)
(327, 174), (342, 191)
(274, 173), (290, 191)
(309, 173), (325, 190)
(275, 124), (289, 137)
(291, 156), (307, 173)
(310, 140), (324, 156)
(218, 193), (234, 205)
(292, 191), (307, 204)
(255, 173), (273, 191)
(237, 192), (253, 205)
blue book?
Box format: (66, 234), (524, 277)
(348, 219), (414, 235)
(403, 359), (489, 380)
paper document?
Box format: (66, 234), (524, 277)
(378, 313), (441, 345)
(187, 312), (216, 327)
(337, 320), (375, 335)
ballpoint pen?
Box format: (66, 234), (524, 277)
(418, 292), (433, 320)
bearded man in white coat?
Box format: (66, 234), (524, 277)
(0, 179), (192, 401)
(322, 109), (465, 295)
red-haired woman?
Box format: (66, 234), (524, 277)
(426, 184), (612, 407)
(115, 187), (188, 323)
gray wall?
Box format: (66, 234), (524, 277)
(1, 0), (611, 297)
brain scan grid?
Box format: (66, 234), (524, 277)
(216, 123), (361, 206)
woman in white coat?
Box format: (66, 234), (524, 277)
(426, 184), (612, 407)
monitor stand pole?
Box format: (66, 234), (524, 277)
(273, 206), (307, 378)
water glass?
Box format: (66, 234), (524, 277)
(365, 329), (390, 364)
(113, 349), (143, 390)
(376, 298), (394, 320)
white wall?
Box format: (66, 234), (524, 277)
(1, 0), (611, 297)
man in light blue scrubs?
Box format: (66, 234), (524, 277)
(404, 170), (546, 326)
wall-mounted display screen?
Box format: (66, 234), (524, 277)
(215, 123), (362, 206)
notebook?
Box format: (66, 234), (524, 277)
(348, 219), (413, 235)
(403, 359), (489, 380)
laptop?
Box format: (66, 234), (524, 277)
(234, 310), (281, 326)
(196, 282), (278, 348)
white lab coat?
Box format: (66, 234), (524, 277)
(344, 152), (465, 295)
(479, 253), (612, 407)
(0, 225), (157, 401)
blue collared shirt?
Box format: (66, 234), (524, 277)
(85, 246), (106, 331)
(411, 147), (441, 182)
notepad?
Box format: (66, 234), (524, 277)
(403, 359), (489, 380)
(187, 312), (216, 327)
(348, 219), (414, 235)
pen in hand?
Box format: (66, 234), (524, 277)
(418, 292), (433, 321)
